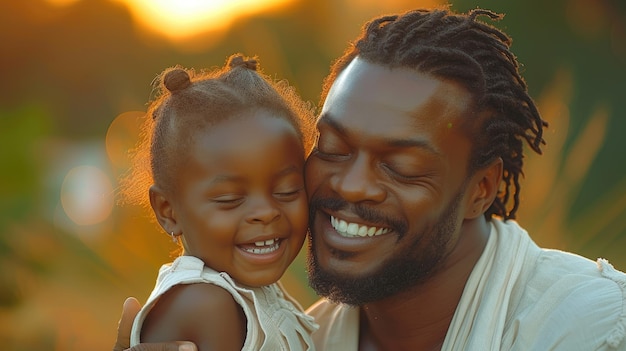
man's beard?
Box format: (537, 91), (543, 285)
(306, 190), (463, 306)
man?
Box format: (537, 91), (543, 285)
(114, 8), (626, 351)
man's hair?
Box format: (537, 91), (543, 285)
(120, 54), (316, 209)
(320, 8), (547, 220)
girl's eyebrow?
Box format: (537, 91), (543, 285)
(206, 174), (241, 186)
(276, 165), (301, 177)
(206, 165), (301, 186)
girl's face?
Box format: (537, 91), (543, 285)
(170, 109), (308, 287)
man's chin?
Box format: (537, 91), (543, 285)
(307, 247), (443, 306)
(307, 257), (395, 306)
(307, 267), (364, 306)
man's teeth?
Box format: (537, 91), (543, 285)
(244, 239), (280, 254)
(330, 216), (389, 237)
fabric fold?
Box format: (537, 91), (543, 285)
(442, 219), (534, 350)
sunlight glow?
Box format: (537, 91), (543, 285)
(114, 0), (294, 40)
(46, 0), (80, 6)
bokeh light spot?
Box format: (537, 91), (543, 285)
(106, 111), (144, 170)
(60, 166), (114, 226)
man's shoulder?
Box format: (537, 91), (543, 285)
(531, 248), (625, 291)
(494, 219), (626, 349)
(306, 299), (361, 350)
(306, 298), (356, 323)
(513, 254), (626, 350)
(526, 249), (625, 321)
(306, 298), (333, 317)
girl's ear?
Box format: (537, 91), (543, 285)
(149, 185), (179, 234)
(464, 157), (503, 219)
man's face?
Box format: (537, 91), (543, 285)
(305, 57), (476, 305)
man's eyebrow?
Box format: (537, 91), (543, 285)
(318, 112), (440, 156)
(385, 138), (440, 156)
(318, 112), (347, 136)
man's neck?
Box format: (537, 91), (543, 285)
(357, 217), (491, 351)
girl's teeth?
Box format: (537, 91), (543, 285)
(254, 238), (276, 246)
(245, 239), (280, 254)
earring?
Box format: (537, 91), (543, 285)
(170, 231), (177, 243)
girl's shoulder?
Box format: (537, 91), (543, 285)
(142, 283), (247, 350)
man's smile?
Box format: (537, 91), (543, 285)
(330, 215), (390, 238)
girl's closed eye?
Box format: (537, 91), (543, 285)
(211, 194), (245, 208)
(274, 186), (304, 201)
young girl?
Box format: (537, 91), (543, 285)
(121, 54), (318, 350)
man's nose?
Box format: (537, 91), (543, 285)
(330, 153), (386, 203)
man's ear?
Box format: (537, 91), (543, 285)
(149, 185), (179, 234)
(464, 157), (503, 219)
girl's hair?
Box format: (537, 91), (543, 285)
(320, 8), (548, 220)
(120, 54), (316, 210)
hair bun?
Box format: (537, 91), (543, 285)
(163, 67), (191, 93)
(227, 54), (258, 71)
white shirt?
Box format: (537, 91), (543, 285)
(307, 219), (626, 350)
(131, 255), (318, 350)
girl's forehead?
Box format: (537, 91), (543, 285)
(189, 110), (299, 143)
(184, 112), (304, 171)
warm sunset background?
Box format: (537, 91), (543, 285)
(1, 0), (625, 350)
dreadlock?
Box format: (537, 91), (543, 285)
(319, 8), (547, 220)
